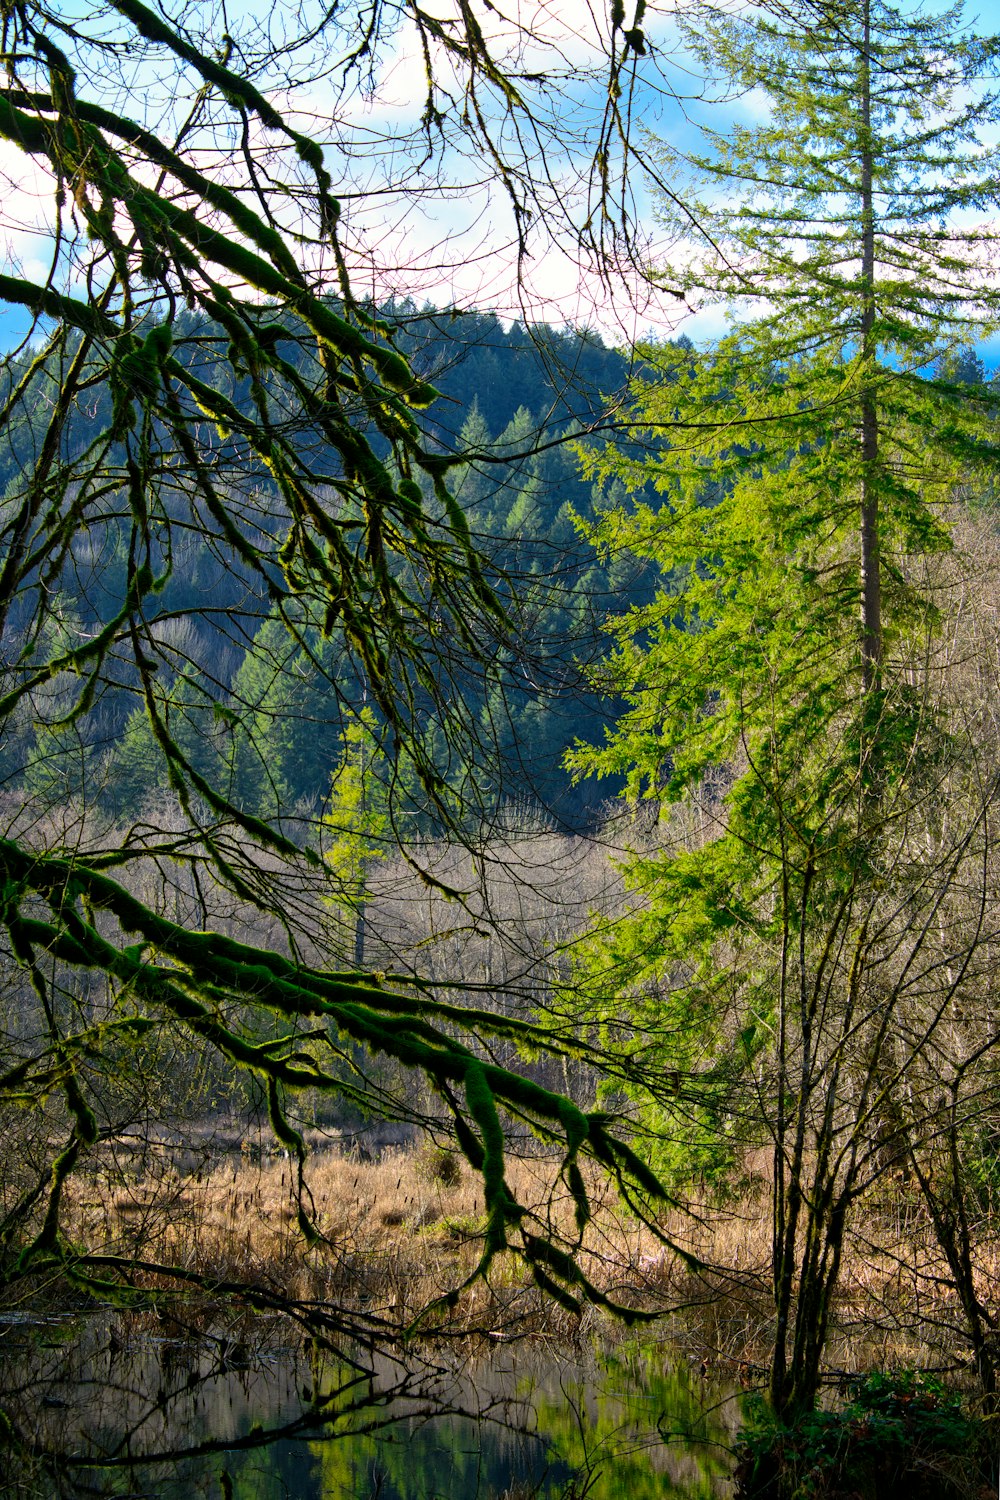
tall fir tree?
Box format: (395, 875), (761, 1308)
(571, 0), (1000, 1419)
(322, 705), (392, 969)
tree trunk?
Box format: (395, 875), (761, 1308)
(859, 0), (881, 693)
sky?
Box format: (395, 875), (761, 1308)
(0, 0), (729, 353)
(2, 0), (1000, 362)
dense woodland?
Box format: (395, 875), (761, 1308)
(0, 311), (663, 829)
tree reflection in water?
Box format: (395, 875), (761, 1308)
(0, 1314), (736, 1497)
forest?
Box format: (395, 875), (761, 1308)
(3, 0), (1000, 1495)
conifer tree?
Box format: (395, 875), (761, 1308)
(572, 0), (1000, 1418)
(323, 706), (391, 969)
(643, 0), (1000, 688)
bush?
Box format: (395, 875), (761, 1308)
(416, 1144), (463, 1187)
(735, 1371), (990, 1499)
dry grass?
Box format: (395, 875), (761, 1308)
(68, 1139), (653, 1333)
(67, 1139), (1000, 1384)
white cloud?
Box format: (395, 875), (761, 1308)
(0, 140), (57, 260)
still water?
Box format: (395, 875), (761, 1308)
(0, 1311), (737, 1497)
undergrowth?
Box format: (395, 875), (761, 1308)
(735, 1371), (993, 1499)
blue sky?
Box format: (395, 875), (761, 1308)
(2, 0), (1000, 365)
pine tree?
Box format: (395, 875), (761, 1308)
(577, 0), (1000, 883)
(21, 599), (99, 806)
(105, 675), (225, 819)
(652, 0), (1000, 685)
(227, 616), (351, 819)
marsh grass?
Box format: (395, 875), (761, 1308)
(69, 1139), (645, 1333)
(66, 1140), (1000, 1382)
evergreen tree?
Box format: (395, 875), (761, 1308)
(22, 687), (98, 806)
(648, 0), (1000, 684)
(105, 675), (225, 819)
(227, 616), (351, 818)
(103, 702), (163, 816)
(20, 599), (99, 805)
(322, 705), (391, 968)
(571, 0), (1000, 1419)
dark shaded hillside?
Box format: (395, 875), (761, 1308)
(0, 308), (668, 828)
(399, 307), (634, 440)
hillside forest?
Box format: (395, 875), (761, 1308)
(0, 309), (653, 829)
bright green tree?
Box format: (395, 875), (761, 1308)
(571, 0), (1000, 1420)
(670, 0), (1000, 672)
(323, 706), (391, 969)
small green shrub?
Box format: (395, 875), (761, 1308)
(735, 1371), (989, 1499)
(416, 1144), (463, 1187)
(440, 1212), (487, 1242)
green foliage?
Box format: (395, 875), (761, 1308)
(323, 706), (391, 901)
(736, 1373), (987, 1499)
(956, 1123), (1000, 1215)
(568, 0), (1000, 1422)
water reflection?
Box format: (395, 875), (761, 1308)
(0, 1311), (736, 1497)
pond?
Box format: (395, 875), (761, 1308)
(0, 1310), (739, 1497)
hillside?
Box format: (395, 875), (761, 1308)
(0, 309), (672, 829)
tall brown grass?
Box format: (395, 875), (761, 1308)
(70, 1140), (651, 1334)
(66, 1130), (1000, 1391)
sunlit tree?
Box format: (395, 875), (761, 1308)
(323, 706), (391, 968)
(572, 0), (1000, 1417)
